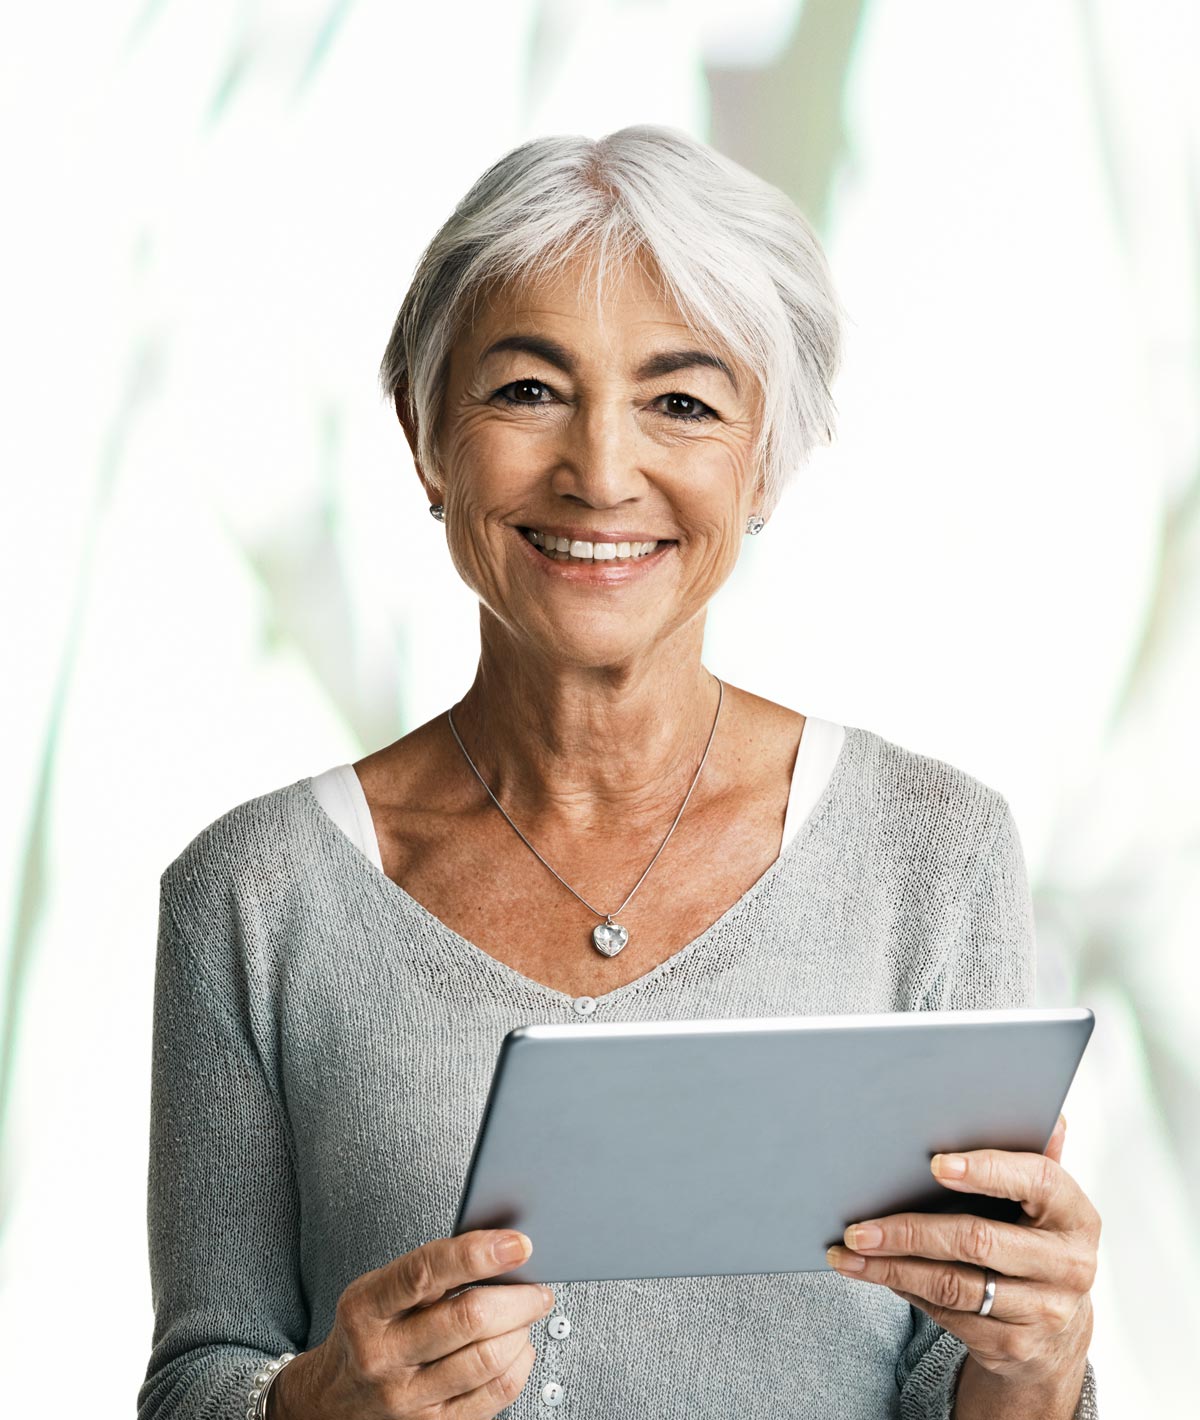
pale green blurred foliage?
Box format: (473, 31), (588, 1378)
(0, 1), (1195, 1413)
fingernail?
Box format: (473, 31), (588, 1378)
(494, 1232), (531, 1263)
(932, 1153), (967, 1178)
(541, 1286), (556, 1306)
(846, 1223), (883, 1250)
(826, 1246), (866, 1272)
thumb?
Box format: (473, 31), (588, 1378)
(1044, 1112), (1067, 1164)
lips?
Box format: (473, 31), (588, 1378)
(518, 526), (677, 563)
(513, 524), (675, 576)
(519, 526), (677, 546)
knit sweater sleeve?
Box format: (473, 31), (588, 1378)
(137, 873), (308, 1420)
(895, 792), (1099, 1419)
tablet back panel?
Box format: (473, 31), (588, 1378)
(453, 1008), (1094, 1284)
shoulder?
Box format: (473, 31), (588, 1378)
(833, 726), (1033, 1008)
(159, 776), (320, 933)
(840, 723), (1014, 880)
(153, 777), (329, 1081)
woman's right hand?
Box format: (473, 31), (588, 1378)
(268, 1229), (555, 1419)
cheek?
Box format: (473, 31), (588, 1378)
(671, 519), (746, 608)
(674, 452), (753, 539)
(673, 432), (754, 498)
(445, 420), (547, 503)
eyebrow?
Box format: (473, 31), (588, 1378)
(478, 334), (739, 393)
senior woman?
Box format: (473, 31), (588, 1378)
(138, 126), (1100, 1420)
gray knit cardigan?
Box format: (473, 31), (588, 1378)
(138, 723), (1098, 1418)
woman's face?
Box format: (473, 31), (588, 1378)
(416, 249), (764, 668)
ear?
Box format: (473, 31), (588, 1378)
(393, 376), (441, 505)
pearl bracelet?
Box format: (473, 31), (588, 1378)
(246, 1350), (297, 1420)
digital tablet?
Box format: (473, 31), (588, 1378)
(452, 1007), (1094, 1284)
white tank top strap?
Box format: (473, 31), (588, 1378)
(309, 763), (384, 871)
(311, 716), (846, 874)
(781, 718), (846, 850)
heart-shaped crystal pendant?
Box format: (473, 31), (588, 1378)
(592, 919), (629, 957)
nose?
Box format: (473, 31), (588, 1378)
(549, 395), (645, 508)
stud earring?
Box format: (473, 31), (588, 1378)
(429, 504), (445, 522)
(745, 514), (765, 535)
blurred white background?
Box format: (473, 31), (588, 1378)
(1, 1), (1196, 1413)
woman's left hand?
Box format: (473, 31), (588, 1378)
(825, 1115), (1100, 1385)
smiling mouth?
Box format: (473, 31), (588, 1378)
(518, 527), (677, 563)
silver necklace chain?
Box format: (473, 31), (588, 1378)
(445, 673), (724, 957)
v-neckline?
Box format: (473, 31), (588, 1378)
(296, 725), (860, 1011)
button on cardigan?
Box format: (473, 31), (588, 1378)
(138, 722), (1099, 1418)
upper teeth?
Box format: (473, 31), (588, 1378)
(525, 529), (661, 561)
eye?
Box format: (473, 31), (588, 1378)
(493, 378), (554, 407)
(654, 392), (717, 422)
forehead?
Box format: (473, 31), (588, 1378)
(465, 249), (713, 354)
(448, 257), (755, 410)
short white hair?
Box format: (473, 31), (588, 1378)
(379, 124), (846, 518)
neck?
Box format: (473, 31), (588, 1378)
(448, 613), (723, 833)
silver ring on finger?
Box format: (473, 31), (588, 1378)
(977, 1268), (998, 1317)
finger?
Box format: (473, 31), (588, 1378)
(887, 1287), (1024, 1361)
(841, 1211), (1075, 1283)
(1044, 1114), (1067, 1165)
(826, 1247), (1070, 1327)
(414, 1322), (537, 1411)
(928, 1146), (1086, 1229)
(888, 1283), (1087, 1373)
(399, 1281), (555, 1365)
(367, 1230), (536, 1319)
(828, 1247), (995, 1311)
(440, 1336), (539, 1419)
